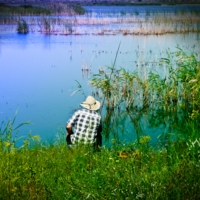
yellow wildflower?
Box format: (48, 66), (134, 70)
(4, 142), (12, 147)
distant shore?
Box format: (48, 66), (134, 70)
(1, 1), (200, 6)
(80, 2), (200, 6)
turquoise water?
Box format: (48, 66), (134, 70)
(0, 25), (199, 146)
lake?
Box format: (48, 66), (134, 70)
(0, 5), (200, 147)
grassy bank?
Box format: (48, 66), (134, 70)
(0, 119), (200, 199)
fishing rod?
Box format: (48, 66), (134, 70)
(100, 41), (121, 115)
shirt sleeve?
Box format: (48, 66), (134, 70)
(67, 111), (79, 127)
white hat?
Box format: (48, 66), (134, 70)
(80, 96), (101, 111)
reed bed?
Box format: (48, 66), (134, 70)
(90, 47), (200, 112)
(0, 10), (200, 35)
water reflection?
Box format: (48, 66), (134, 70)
(82, 69), (89, 80)
(102, 101), (200, 147)
(43, 35), (51, 49)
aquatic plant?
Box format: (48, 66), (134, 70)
(135, 9), (139, 16)
(42, 17), (51, 33)
(146, 10), (150, 16)
(71, 80), (86, 99)
(120, 10), (126, 16)
(17, 19), (29, 34)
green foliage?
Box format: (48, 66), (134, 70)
(0, 3), (85, 16)
(17, 19), (29, 34)
(0, 4), (51, 15)
(90, 47), (200, 112)
(0, 116), (199, 199)
(71, 80), (86, 98)
(120, 10), (126, 16)
(146, 10), (150, 16)
(135, 9), (139, 16)
(0, 109), (32, 152)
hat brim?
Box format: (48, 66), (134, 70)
(80, 100), (101, 111)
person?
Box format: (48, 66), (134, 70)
(66, 96), (102, 148)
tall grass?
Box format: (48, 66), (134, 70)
(0, 115), (200, 199)
(90, 47), (200, 112)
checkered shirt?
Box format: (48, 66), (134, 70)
(67, 109), (102, 144)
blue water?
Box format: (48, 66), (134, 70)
(0, 23), (200, 147)
(83, 5), (200, 15)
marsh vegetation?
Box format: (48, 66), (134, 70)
(1, 5), (200, 35)
(88, 46), (200, 145)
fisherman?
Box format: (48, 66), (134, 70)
(66, 96), (102, 148)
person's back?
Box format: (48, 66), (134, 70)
(66, 96), (102, 146)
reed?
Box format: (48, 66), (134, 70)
(17, 19), (29, 34)
(90, 47), (200, 115)
(1, 8), (200, 36)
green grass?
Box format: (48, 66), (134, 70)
(1, 118), (200, 199)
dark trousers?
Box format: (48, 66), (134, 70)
(66, 132), (102, 147)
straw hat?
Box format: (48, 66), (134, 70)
(80, 96), (101, 111)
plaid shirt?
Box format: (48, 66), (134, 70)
(67, 109), (102, 144)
